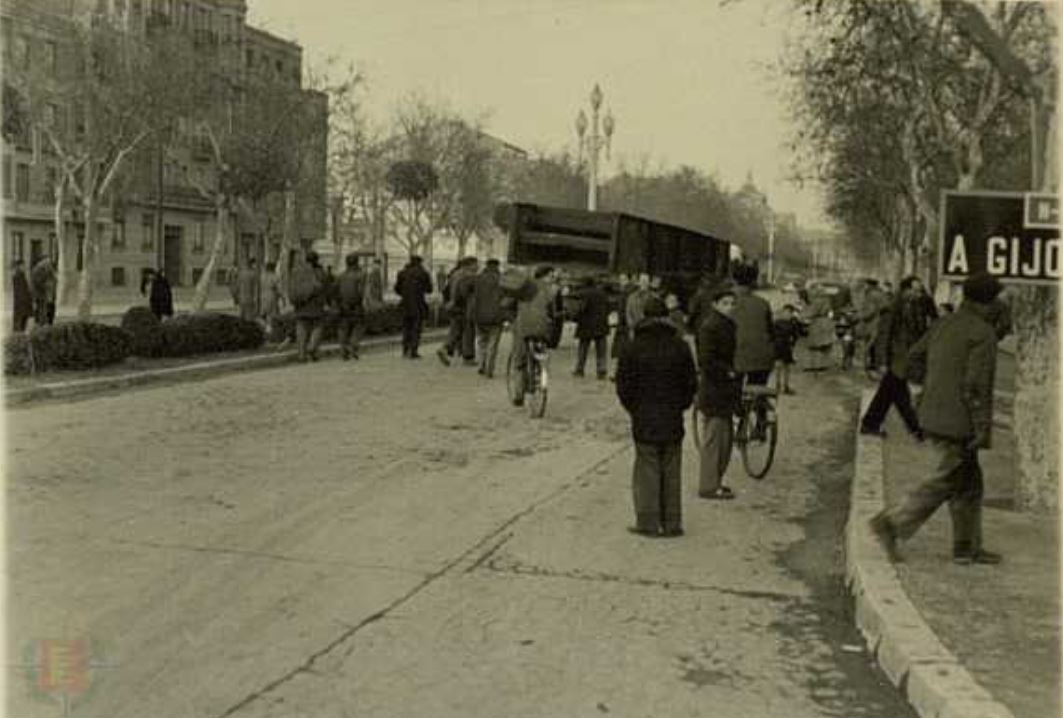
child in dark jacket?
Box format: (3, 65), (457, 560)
(772, 304), (805, 394)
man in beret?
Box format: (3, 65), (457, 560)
(871, 272), (1005, 565)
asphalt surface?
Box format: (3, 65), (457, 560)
(7, 328), (915, 718)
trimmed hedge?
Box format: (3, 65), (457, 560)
(4, 322), (132, 375)
(158, 313), (265, 357)
(121, 306), (165, 358)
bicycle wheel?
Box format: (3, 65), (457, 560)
(527, 360), (548, 418)
(740, 402), (778, 480)
(505, 352), (524, 406)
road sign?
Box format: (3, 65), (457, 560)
(940, 190), (1061, 285)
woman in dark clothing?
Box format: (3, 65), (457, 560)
(11, 260), (33, 332)
(145, 269), (174, 320)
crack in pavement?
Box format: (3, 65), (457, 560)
(476, 559), (804, 605)
(100, 537), (432, 577)
(213, 443), (627, 718)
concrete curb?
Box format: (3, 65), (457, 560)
(845, 389), (1015, 718)
(5, 328), (449, 407)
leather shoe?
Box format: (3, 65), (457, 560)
(870, 513), (902, 562)
(627, 526), (659, 538)
(953, 549), (1002, 565)
(661, 527), (685, 538)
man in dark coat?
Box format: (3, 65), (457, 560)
(695, 286), (739, 500)
(860, 276), (937, 439)
(573, 276), (611, 379)
(438, 257), (478, 366)
(731, 262), (774, 388)
(11, 260), (33, 332)
(148, 269), (174, 320)
(472, 259), (505, 377)
(290, 250), (329, 362)
(871, 273), (1004, 565)
(616, 297), (698, 538)
(394, 255), (433, 359)
(335, 253), (367, 360)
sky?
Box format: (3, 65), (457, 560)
(247, 0), (828, 229)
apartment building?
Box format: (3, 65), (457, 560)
(0, 0), (326, 303)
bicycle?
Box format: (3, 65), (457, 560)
(733, 384), (779, 479)
(506, 336), (550, 418)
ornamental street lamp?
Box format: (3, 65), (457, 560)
(575, 83), (615, 211)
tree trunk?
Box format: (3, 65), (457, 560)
(76, 197), (99, 318)
(276, 187), (295, 301)
(192, 200), (228, 311)
(1012, 285), (1059, 513)
(53, 183), (69, 306)
(1012, 93), (1058, 513)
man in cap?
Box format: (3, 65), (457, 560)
(871, 273), (1005, 565)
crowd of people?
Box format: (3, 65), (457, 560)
(7, 248), (1012, 564)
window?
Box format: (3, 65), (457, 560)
(73, 103), (86, 136)
(245, 48), (253, 67)
(40, 167), (58, 203)
(111, 266), (127, 286)
(115, 0), (127, 15)
(2, 157), (12, 199)
(111, 221), (126, 249)
(48, 232), (57, 259)
(15, 163), (30, 201)
(275, 59), (283, 75)
(191, 267), (203, 284)
(214, 268), (228, 285)
(11, 232), (25, 261)
(30, 238), (44, 267)
(192, 220), (205, 252)
(141, 213), (155, 251)
(45, 41), (57, 76)
(14, 35), (29, 69)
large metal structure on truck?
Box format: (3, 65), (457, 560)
(495, 202), (731, 307)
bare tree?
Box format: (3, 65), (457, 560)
(5, 12), (198, 316)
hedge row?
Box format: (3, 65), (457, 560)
(4, 312), (265, 375)
(4, 323), (132, 375)
(4, 302), (441, 375)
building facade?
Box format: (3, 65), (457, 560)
(0, 0), (327, 305)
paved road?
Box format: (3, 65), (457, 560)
(8, 329), (914, 718)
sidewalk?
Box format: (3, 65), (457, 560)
(847, 389), (1060, 718)
(881, 412), (1060, 718)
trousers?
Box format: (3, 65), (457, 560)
(632, 441), (683, 532)
(575, 336), (608, 376)
(883, 437), (984, 554)
(696, 412), (733, 494)
(477, 324), (503, 376)
(861, 370), (921, 434)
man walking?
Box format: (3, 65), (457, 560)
(11, 259), (33, 332)
(438, 257), (478, 366)
(695, 286), (740, 500)
(394, 255), (432, 359)
(335, 253), (367, 360)
(237, 258), (261, 322)
(145, 268), (174, 320)
(289, 250), (329, 362)
(871, 273), (1004, 565)
(616, 296), (698, 537)
(860, 276), (936, 439)
(472, 258), (505, 377)
(573, 276), (610, 379)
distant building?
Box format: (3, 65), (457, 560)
(0, 0), (327, 301)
